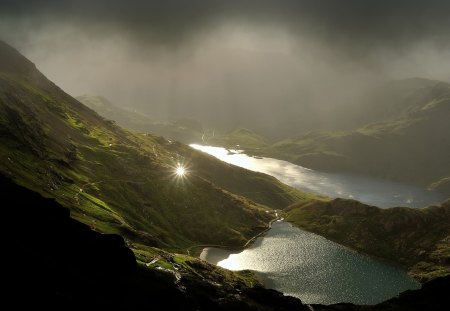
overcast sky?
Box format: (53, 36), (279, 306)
(1, 0), (450, 136)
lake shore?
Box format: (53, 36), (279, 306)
(201, 221), (421, 305)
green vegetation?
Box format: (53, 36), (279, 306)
(3, 40), (450, 309)
(207, 127), (269, 150)
(77, 95), (204, 144)
(0, 40), (309, 255)
(284, 198), (450, 281)
(0, 41), (317, 309)
(132, 242), (261, 291)
(4, 171), (310, 310)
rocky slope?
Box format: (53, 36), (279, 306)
(285, 198), (450, 281)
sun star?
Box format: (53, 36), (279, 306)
(175, 165), (186, 177)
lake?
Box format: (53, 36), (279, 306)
(190, 144), (436, 305)
(201, 221), (421, 305)
(190, 144), (445, 208)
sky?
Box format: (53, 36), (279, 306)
(1, 0), (450, 137)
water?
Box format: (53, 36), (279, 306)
(201, 221), (421, 305)
(190, 144), (445, 208)
(191, 144), (432, 304)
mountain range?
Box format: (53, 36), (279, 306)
(83, 77), (450, 196)
(0, 40), (311, 254)
(209, 78), (450, 196)
(1, 40), (449, 309)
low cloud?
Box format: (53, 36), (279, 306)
(1, 1), (450, 137)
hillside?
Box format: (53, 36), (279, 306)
(4, 171), (449, 310)
(210, 78), (450, 196)
(2, 172), (309, 310)
(284, 198), (450, 281)
(207, 127), (269, 150)
(0, 40), (309, 253)
(77, 95), (204, 144)
(345, 78), (447, 126)
(267, 78), (450, 194)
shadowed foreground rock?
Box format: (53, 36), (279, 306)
(0, 174), (306, 310)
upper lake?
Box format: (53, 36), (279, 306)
(191, 144), (438, 305)
(190, 144), (445, 208)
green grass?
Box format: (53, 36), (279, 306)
(77, 95), (205, 144)
(1, 67), (312, 255)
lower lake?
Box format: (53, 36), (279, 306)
(201, 221), (421, 305)
(192, 144), (430, 305)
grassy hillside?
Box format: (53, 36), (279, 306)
(3, 172), (310, 310)
(2, 40), (450, 309)
(284, 198), (450, 281)
(7, 171), (449, 310)
(77, 95), (204, 144)
(207, 127), (269, 150)
(0, 40), (309, 253)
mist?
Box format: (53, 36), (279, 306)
(2, 0), (450, 138)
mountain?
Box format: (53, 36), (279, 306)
(284, 198), (450, 281)
(236, 78), (450, 195)
(344, 77), (447, 126)
(77, 94), (204, 144)
(2, 172), (309, 310)
(2, 40), (450, 309)
(0, 40), (310, 254)
(4, 172), (449, 310)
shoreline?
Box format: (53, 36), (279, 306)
(282, 219), (428, 284)
(194, 217), (425, 286)
(187, 215), (279, 257)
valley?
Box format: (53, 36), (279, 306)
(192, 144), (449, 296)
(211, 78), (450, 197)
(0, 40), (308, 254)
(0, 39), (449, 310)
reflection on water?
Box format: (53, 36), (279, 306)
(190, 144), (445, 208)
(201, 222), (421, 305)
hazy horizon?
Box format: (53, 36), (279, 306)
(2, 0), (450, 137)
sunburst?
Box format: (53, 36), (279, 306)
(175, 165), (186, 177)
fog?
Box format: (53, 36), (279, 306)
(2, 0), (450, 138)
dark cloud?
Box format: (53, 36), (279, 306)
(2, 0), (450, 50)
(1, 1), (450, 137)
